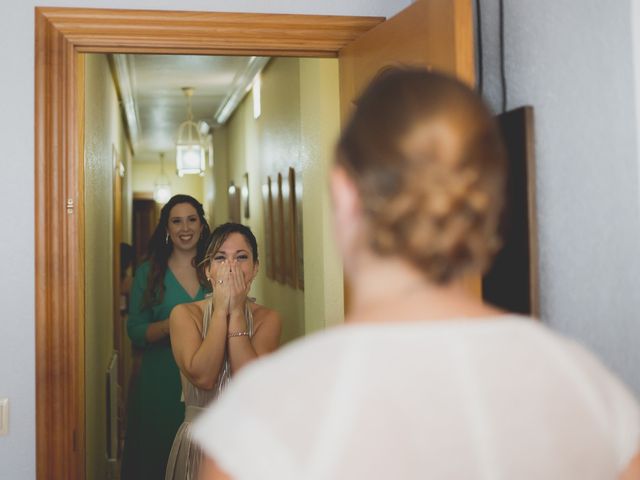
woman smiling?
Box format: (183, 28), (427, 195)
(164, 222), (282, 480)
(121, 194), (210, 480)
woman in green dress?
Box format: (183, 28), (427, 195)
(121, 194), (211, 480)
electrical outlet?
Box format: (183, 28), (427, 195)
(0, 398), (8, 436)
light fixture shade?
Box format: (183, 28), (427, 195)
(176, 119), (205, 176)
(154, 152), (172, 204)
(176, 143), (205, 177)
(176, 87), (207, 177)
(153, 182), (172, 204)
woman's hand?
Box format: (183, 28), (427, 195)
(228, 261), (250, 314)
(212, 261), (230, 317)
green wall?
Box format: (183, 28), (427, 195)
(206, 57), (343, 343)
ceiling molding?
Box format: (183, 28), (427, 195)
(214, 56), (269, 126)
(108, 54), (141, 153)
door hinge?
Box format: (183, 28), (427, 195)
(66, 198), (74, 214)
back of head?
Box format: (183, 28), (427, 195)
(336, 67), (506, 284)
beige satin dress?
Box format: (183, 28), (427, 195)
(165, 297), (254, 480)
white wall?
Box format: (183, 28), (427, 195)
(478, 0), (640, 394)
(0, 1), (410, 478)
(634, 0), (640, 214)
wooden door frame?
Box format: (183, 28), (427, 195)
(35, 7), (383, 479)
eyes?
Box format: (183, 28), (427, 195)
(212, 253), (250, 263)
(170, 216), (199, 225)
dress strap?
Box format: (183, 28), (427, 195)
(245, 297), (255, 337)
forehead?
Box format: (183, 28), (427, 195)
(169, 202), (198, 218)
(218, 232), (251, 252)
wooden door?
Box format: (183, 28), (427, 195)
(132, 197), (158, 266)
(339, 0), (474, 119)
(338, 0), (479, 306)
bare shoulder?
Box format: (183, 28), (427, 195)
(171, 300), (206, 324)
(250, 303), (282, 331)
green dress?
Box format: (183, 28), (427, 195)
(121, 261), (205, 480)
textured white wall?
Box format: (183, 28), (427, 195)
(634, 0), (640, 214)
(0, 1), (410, 478)
(478, 0), (640, 394)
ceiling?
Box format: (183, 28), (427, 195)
(113, 54), (267, 164)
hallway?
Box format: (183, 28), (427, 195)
(83, 52), (344, 478)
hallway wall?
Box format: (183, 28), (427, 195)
(299, 58), (344, 332)
(212, 57), (343, 344)
(0, 2), (410, 477)
(84, 53), (128, 480)
(131, 162), (206, 215)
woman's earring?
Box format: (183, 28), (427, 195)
(165, 233), (169, 245)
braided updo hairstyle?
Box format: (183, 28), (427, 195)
(336, 67), (506, 284)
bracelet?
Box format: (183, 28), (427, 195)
(227, 331), (250, 338)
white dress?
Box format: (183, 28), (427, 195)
(192, 316), (639, 480)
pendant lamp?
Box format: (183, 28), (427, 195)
(153, 152), (172, 204)
(176, 87), (206, 177)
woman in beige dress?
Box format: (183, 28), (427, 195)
(165, 222), (281, 480)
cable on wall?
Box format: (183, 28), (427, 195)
(475, 0), (484, 96)
(499, 0), (508, 112)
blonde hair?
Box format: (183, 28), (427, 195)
(336, 68), (506, 284)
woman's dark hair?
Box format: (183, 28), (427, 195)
(336, 67), (506, 284)
(200, 223), (258, 285)
(142, 194), (211, 308)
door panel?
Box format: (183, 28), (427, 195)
(339, 0), (474, 120)
(338, 0), (480, 302)
(132, 198), (158, 266)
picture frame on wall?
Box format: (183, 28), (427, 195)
(272, 175), (283, 283)
(277, 173), (291, 285)
(294, 168), (304, 290)
(242, 172), (250, 219)
(228, 181), (241, 223)
(286, 167), (300, 288)
(262, 177), (275, 279)
(482, 106), (539, 316)
(286, 168), (298, 288)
